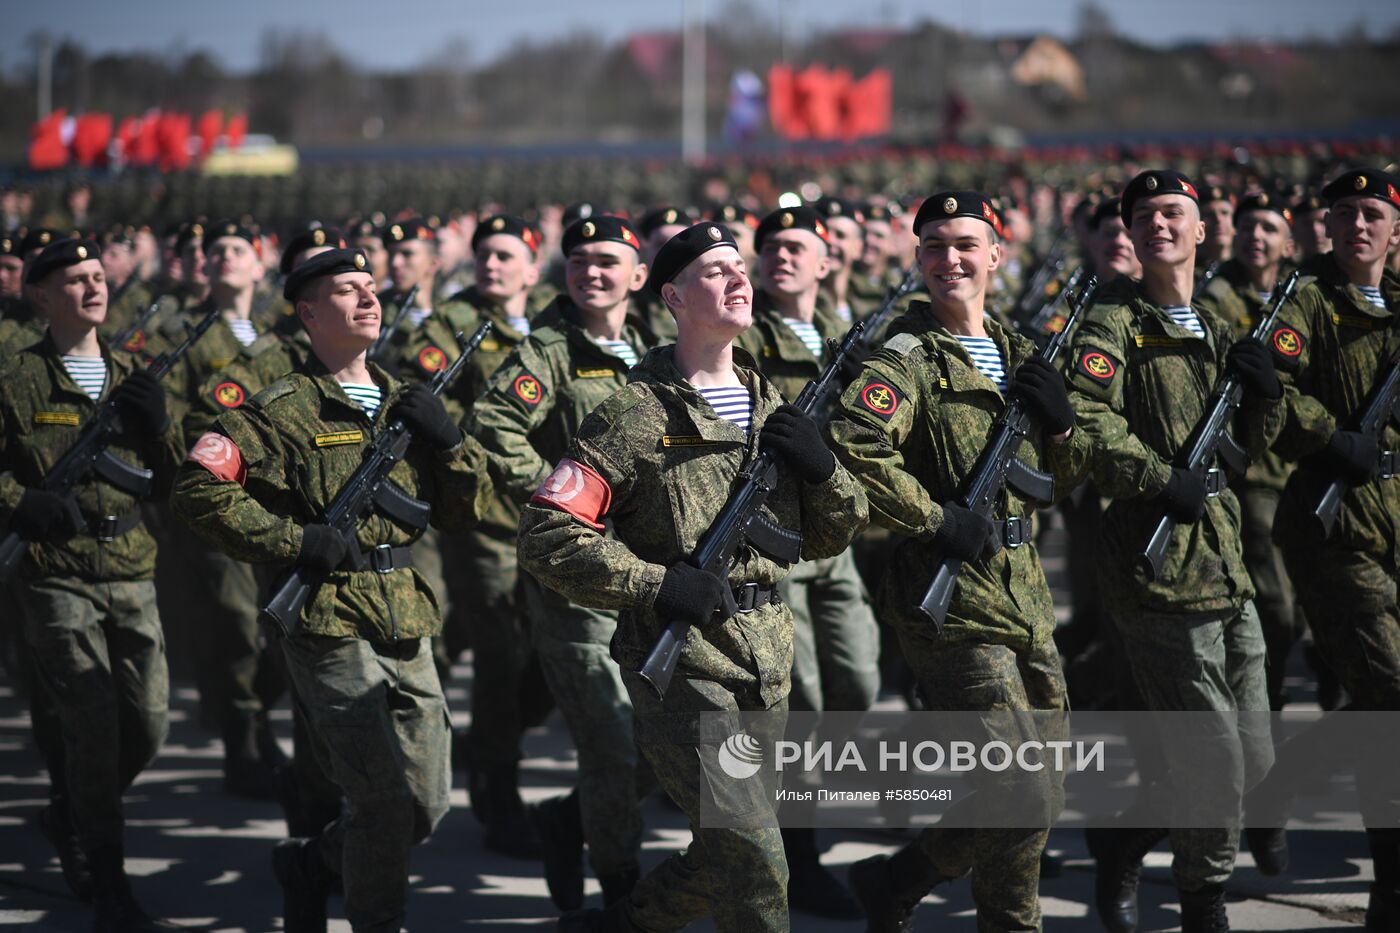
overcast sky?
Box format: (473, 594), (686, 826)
(4, 0), (1398, 73)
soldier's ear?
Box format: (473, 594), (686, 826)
(660, 280), (683, 314)
(986, 237), (1002, 272)
(629, 262), (649, 294)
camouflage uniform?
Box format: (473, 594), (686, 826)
(1268, 257), (1400, 827)
(736, 293), (880, 715)
(828, 302), (1093, 929)
(1066, 278), (1277, 890)
(518, 345), (869, 932)
(0, 334), (177, 860)
(171, 356), (492, 931)
(467, 293), (654, 877)
(1196, 260), (1307, 708)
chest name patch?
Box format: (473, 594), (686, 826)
(314, 431), (364, 448)
(576, 367), (614, 379)
(34, 411), (81, 426)
(661, 435), (723, 448)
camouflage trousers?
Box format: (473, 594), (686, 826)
(1111, 602), (1274, 890)
(895, 622), (1069, 933)
(19, 577), (169, 854)
(446, 528), (529, 769)
(1282, 541), (1400, 825)
(781, 549), (880, 714)
(281, 634), (450, 933)
(623, 672), (790, 933)
(1239, 486), (1306, 709)
(522, 573), (652, 876)
(190, 542), (284, 730)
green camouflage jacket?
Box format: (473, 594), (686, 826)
(828, 301), (1093, 650)
(170, 356), (493, 642)
(734, 291), (846, 403)
(517, 345), (868, 706)
(0, 333), (184, 581)
(1066, 277), (1282, 614)
(1268, 255), (1400, 559)
(372, 286), (477, 379)
(466, 295), (652, 505)
(183, 330), (312, 450)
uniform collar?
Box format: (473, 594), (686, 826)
(632, 344), (770, 444)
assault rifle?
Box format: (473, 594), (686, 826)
(1138, 269), (1301, 579)
(1193, 260), (1222, 300)
(1024, 265), (1088, 341)
(857, 264), (923, 349)
(259, 321), (490, 638)
(1013, 224), (1072, 325)
(637, 321), (867, 697)
(111, 294), (166, 349)
(916, 274), (1099, 629)
(366, 284), (420, 363)
(1312, 352), (1400, 538)
(0, 303), (223, 579)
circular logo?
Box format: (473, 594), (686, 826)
(213, 381), (245, 408)
(75, 244), (88, 260)
(1355, 175), (1368, 191)
(191, 433), (238, 471)
(861, 382), (899, 415)
(943, 197), (958, 213)
(582, 221), (596, 237)
(718, 733), (764, 780)
(707, 225), (723, 241)
(664, 209), (678, 224)
(418, 345), (447, 373)
(389, 224), (403, 240)
(1145, 176), (1159, 191)
(542, 461), (586, 503)
(123, 330), (147, 353)
(513, 374), (543, 404)
(354, 252), (366, 269)
(1082, 352), (1116, 379)
(312, 229), (326, 246)
(1272, 327), (1302, 358)
(492, 217), (506, 231)
(781, 212), (794, 228)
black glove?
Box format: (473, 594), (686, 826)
(110, 369), (170, 433)
(12, 489), (84, 542)
(839, 342), (873, 385)
(654, 563), (729, 627)
(1321, 429), (1379, 485)
(1226, 339), (1282, 400)
(298, 524), (352, 572)
(1157, 467), (1207, 524)
(930, 502), (998, 562)
(1009, 356), (1075, 435)
(759, 404), (836, 484)
(389, 385), (462, 451)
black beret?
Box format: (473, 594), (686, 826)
(912, 191), (1006, 240)
(471, 214), (542, 255)
(25, 238), (102, 285)
(0, 233), (20, 257)
(100, 224), (135, 249)
(1090, 197), (1123, 231)
(1291, 192), (1326, 217)
(20, 228), (62, 257)
(861, 201), (902, 223)
(1321, 169), (1400, 210)
(638, 206), (695, 239)
(706, 204), (760, 229)
(349, 219), (383, 241)
(202, 219), (258, 255)
(280, 227), (347, 275)
(813, 196), (866, 224)
(1235, 192), (1292, 225)
(1199, 184), (1235, 207)
(383, 218), (436, 246)
(561, 216), (642, 258)
(562, 202), (607, 229)
(283, 248), (372, 301)
(755, 206), (832, 252)
(646, 223), (739, 294)
(1120, 170), (1200, 223)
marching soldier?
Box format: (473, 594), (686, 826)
(1289, 192), (1331, 260)
(467, 215), (654, 897)
(633, 205), (694, 344)
(829, 191), (1092, 932)
(1, 239), (179, 931)
(172, 247), (493, 933)
(1090, 197), (1143, 284)
(1066, 171), (1279, 932)
(1199, 184), (1236, 268)
(814, 196), (866, 323)
(518, 221), (869, 931)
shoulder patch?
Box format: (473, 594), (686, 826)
(1074, 347), (1121, 385)
(188, 431), (246, 485)
(212, 380), (247, 409)
(122, 330), (147, 353)
(530, 457), (612, 530)
(417, 344), (448, 375)
(854, 378), (906, 422)
(1270, 325), (1304, 360)
(883, 332), (922, 356)
(510, 369), (547, 408)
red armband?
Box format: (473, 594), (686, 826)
(188, 432), (247, 485)
(530, 458), (612, 530)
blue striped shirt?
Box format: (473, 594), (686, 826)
(954, 336), (1007, 391)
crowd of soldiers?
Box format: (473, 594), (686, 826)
(0, 145), (1397, 933)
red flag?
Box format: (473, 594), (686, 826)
(767, 65), (798, 139)
(197, 110), (223, 157)
(131, 111), (161, 166)
(72, 113), (113, 167)
(156, 112), (191, 171)
(115, 116), (139, 163)
(225, 113), (247, 150)
(28, 109), (69, 171)
(844, 69), (892, 139)
(797, 65), (840, 140)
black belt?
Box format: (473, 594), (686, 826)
(342, 544), (415, 574)
(732, 582), (781, 613)
(992, 516), (1031, 549)
(82, 511), (143, 542)
(1380, 450), (1398, 480)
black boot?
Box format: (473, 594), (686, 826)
(598, 867), (640, 907)
(532, 791), (585, 910)
(1179, 882), (1230, 933)
(1366, 828), (1400, 931)
(847, 843), (951, 933)
(223, 714), (278, 800)
(38, 803), (93, 902)
(558, 899), (631, 932)
(782, 827), (862, 919)
(481, 763), (542, 860)
(1087, 825), (1168, 933)
(1245, 826), (1289, 876)
(272, 837), (331, 933)
(89, 846), (162, 932)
